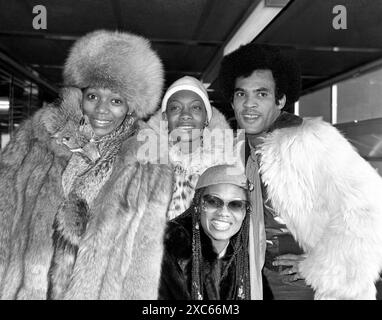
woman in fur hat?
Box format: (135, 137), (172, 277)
(147, 76), (233, 220)
(159, 164), (252, 300)
(0, 30), (172, 299)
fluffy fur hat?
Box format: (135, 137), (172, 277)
(63, 30), (164, 119)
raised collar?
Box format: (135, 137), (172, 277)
(267, 111), (303, 133)
(245, 112), (303, 161)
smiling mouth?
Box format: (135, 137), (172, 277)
(177, 124), (196, 130)
(242, 114), (261, 120)
(211, 220), (231, 231)
(92, 118), (113, 126)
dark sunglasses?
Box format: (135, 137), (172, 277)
(201, 194), (250, 214)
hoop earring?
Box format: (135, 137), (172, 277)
(125, 112), (135, 126)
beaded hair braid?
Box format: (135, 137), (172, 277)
(191, 188), (251, 300)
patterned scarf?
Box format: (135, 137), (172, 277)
(62, 116), (137, 206)
(48, 116), (137, 299)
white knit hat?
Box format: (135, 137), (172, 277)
(161, 76), (212, 122)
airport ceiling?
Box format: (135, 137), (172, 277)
(0, 0), (382, 116)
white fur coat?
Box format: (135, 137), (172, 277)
(258, 117), (382, 299)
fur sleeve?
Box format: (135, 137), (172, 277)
(158, 219), (192, 300)
(120, 163), (173, 299)
(0, 100), (75, 289)
(0, 119), (34, 281)
(62, 157), (174, 300)
(0, 118), (34, 167)
(0, 108), (58, 286)
(259, 118), (382, 299)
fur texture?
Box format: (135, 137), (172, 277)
(0, 91), (172, 300)
(64, 30), (164, 119)
(147, 107), (232, 219)
(258, 117), (382, 299)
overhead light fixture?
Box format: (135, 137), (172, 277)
(202, 0), (289, 84)
(0, 97), (10, 112)
(223, 0), (289, 56)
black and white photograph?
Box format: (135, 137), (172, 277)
(0, 0), (382, 306)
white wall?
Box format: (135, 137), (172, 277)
(1, 133), (10, 149)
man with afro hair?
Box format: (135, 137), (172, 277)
(218, 43), (382, 300)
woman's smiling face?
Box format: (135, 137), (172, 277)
(82, 87), (129, 137)
(200, 183), (247, 247)
(166, 90), (207, 141)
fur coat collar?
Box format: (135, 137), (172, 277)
(0, 89), (173, 299)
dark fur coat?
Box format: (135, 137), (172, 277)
(0, 91), (173, 300)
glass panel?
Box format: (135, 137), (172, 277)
(298, 87), (331, 122)
(337, 68), (382, 123)
(0, 67), (43, 150)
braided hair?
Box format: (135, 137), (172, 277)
(191, 188), (251, 300)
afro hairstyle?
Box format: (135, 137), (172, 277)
(218, 43), (301, 107)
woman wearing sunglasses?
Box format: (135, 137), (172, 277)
(159, 164), (254, 300)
